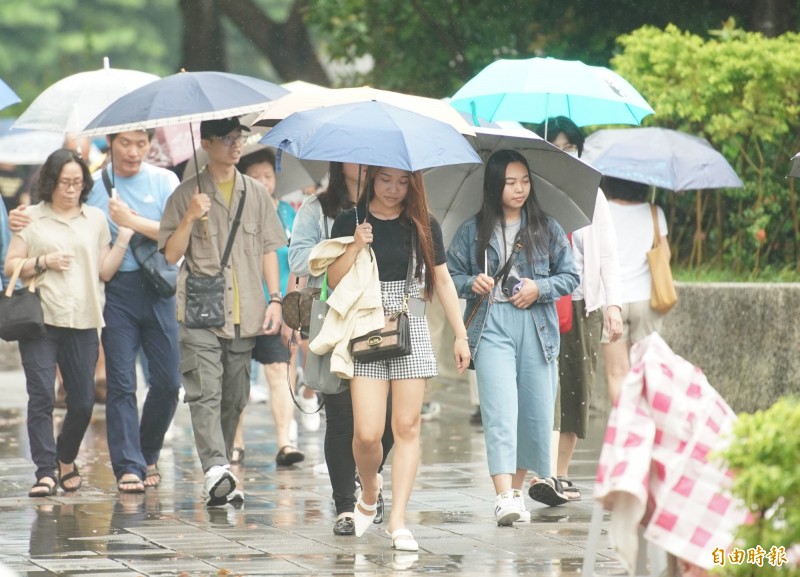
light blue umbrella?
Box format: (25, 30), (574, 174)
(450, 57), (654, 127)
(0, 119), (62, 165)
(0, 78), (21, 112)
(582, 128), (743, 191)
(81, 71), (288, 136)
(260, 101), (481, 172)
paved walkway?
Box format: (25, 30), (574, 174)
(0, 366), (624, 577)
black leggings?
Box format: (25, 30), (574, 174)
(323, 387), (394, 515)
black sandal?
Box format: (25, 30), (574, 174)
(231, 447), (245, 465)
(528, 476), (569, 507)
(28, 477), (57, 498)
(58, 463), (82, 492)
(118, 475), (146, 494)
(275, 445), (305, 467)
(144, 466), (161, 488)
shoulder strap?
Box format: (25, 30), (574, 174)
(101, 167), (113, 198)
(405, 223), (416, 297)
(219, 175), (247, 269)
(494, 229), (524, 285)
(650, 204), (661, 248)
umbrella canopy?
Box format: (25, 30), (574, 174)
(582, 127), (744, 191)
(14, 59), (159, 133)
(790, 153), (800, 179)
(260, 100), (481, 172)
(0, 119), (62, 165)
(450, 57), (654, 127)
(146, 123), (201, 168)
(81, 71), (288, 136)
(253, 86), (475, 135)
(182, 137), (329, 197)
(425, 126), (602, 245)
(0, 78), (21, 112)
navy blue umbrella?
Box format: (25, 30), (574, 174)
(81, 71), (288, 136)
(260, 100), (481, 172)
(0, 78), (20, 112)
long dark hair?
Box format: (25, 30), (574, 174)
(35, 148), (93, 204)
(360, 166), (436, 300)
(535, 116), (585, 157)
(318, 162), (355, 219)
(476, 149), (551, 269)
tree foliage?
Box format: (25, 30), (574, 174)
(303, 0), (796, 97)
(612, 23), (800, 276)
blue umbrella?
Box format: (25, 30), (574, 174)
(260, 101), (481, 172)
(582, 128), (743, 191)
(0, 78), (21, 112)
(450, 57), (654, 127)
(81, 71), (288, 136)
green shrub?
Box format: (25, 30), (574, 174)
(717, 397), (800, 577)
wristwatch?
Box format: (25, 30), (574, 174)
(269, 291), (283, 304)
(34, 256), (44, 274)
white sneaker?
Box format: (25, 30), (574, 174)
(249, 384), (269, 404)
(298, 386), (321, 432)
(289, 419), (298, 444)
(204, 465), (237, 507)
(514, 491), (531, 522)
(494, 489), (521, 526)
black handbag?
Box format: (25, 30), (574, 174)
(183, 180), (247, 329)
(350, 225), (415, 363)
(102, 169), (178, 298)
(0, 260), (45, 342)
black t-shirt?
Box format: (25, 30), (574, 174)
(330, 207), (447, 282)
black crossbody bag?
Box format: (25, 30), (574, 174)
(102, 169), (178, 298)
(184, 181), (247, 329)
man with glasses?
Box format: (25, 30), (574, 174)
(8, 130), (182, 495)
(160, 117), (286, 506)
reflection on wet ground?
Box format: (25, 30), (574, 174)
(0, 375), (625, 576)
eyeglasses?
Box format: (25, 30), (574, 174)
(57, 179), (84, 190)
(212, 134), (246, 147)
(556, 143), (579, 153)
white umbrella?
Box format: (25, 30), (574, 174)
(0, 120), (62, 165)
(253, 86), (475, 135)
(789, 153), (799, 179)
(13, 57), (159, 134)
(425, 126), (601, 245)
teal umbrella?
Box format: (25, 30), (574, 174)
(0, 78), (20, 112)
(450, 57), (654, 128)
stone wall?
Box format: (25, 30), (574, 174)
(658, 282), (800, 414)
(432, 282), (800, 415)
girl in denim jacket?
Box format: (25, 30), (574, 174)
(446, 150), (579, 525)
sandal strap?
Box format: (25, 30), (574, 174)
(356, 496), (378, 512)
(390, 528), (414, 539)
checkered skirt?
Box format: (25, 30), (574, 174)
(353, 279), (438, 381)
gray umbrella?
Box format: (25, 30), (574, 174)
(582, 127), (743, 191)
(424, 126), (601, 246)
(790, 153), (800, 179)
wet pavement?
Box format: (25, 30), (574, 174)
(0, 366), (625, 577)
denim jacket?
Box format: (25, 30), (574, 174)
(446, 214), (579, 363)
(288, 195), (334, 289)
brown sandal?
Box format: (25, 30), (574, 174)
(144, 466), (161, 488)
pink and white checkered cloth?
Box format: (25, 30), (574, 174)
(594, 333), (748, 571)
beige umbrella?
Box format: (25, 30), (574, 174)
(252, 86), (475, 136)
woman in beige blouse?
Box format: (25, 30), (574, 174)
(4, 149), (132, 497)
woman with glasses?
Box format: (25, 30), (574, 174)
(3, 148), (133, 497)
